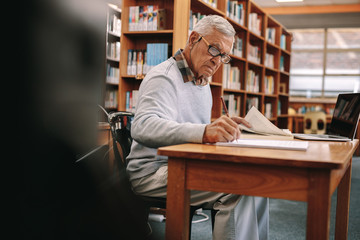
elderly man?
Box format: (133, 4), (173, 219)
(126, 15), (269, 240)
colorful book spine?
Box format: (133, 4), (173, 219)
(129, 5), (165, 31)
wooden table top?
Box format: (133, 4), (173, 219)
(158, 140), (359, 170)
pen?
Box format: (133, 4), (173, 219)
(220, 96), (229, 117)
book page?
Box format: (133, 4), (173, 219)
(215, 139), (308, 151)
(240, 106), (292, 136)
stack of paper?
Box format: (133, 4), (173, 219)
(216, 139), (308, 151)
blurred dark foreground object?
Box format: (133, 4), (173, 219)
(22, 0), (149, 239)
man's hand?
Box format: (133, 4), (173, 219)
(202, 115), (251, 143)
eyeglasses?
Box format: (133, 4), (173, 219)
(199, 35), (232, 64)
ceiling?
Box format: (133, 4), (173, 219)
(253, 0), (360, 7)
(252, 0), (360, 29)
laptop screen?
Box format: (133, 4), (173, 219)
(330, 93), (360, 140)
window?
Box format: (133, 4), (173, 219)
(289, 28), (360, 98)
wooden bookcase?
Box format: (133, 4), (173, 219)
(104, 3), (122, 111)
(118, 0), (292, 128)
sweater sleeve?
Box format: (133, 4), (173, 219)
(131, 73), (206, 149)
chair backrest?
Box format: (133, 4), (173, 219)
(304, 111), (327, 134)
(107, 112), (134, 167)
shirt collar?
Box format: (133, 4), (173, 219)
(173, 49), (209, 86)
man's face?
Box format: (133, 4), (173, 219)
(191, 30), (233, 79)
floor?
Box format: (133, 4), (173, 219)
(148, 156), (360, 239)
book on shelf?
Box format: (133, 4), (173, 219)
(223, 94), (240, 117)
(280, 55), (284, 71)
(247, 43), (261, 64)
(246, 97), (259, 113)
(277, 100), (282, 115)
(239, 106), (294, 140)
(227, 1), (245, 26)
(248, 12), (261, 36)
(222, 64), (241, 90)
(201, 0), (217, 8)
(126, 90), (139, 112)
(266, 28), (276, 44)
(105, 89), (118, 109)
(106, 63), (119, 84)
(264, 102), (273, 119)
(126, 43), (169, 76)
(264, 75), (274, 94)
(189, 11), (206, 31)
(232, 36), (243, 58)
(280, 34), (287, 50)
(107, 41), (120, 61)
(108, 11), (121, 36)
(129, 5), (165, 31)
(265, 53), (274, 68)
(246, 69), (259, 92)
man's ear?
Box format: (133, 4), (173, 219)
(189, 31), (200, 46)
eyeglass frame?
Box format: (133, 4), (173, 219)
(198, 35), (232, 64)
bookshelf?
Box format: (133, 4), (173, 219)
(118, 0), (292, 129)
(105, 3), (122, 111)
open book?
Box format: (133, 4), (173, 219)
(239, 106), (294, 140)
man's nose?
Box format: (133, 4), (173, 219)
(211, 55), (222, 65)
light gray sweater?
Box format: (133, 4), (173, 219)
(126, 57), (212, 181)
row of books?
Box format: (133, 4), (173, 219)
(226, 1), (245, 26)
(265, 53), (274, 69)
(128, 5), (166, 31)
(280, 56), (285, 71)
(248, 13), (262, 36)
(280, 34), (287, 50)
(189, 11), (206, 31)
(105, 89), (118, 109)
(107, 41), (120, 61)
(223, 64), (241, 90)
(127, 43), (169, 76)
(232, 36), (243, 58)
(201, 0), (217, 8)
(277, 100), (282, 115)
(264, 102), (273, 119)
(246, 69), (260, 93)
(222, 94), (240, 117)
(248, 44), (261, 64)
(106, 63), (119, 84)
(266, 28), (276, 45)
(125, 90), (139, 113)
(108, 11), (121, 36)
(264, 75), (275, 94)
(222, 97), (276, 120)
(246, 97), (259, 114)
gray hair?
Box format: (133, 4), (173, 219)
(192, 15), (235, 37)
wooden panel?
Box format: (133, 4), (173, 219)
(306, 169), (332, 239)
(335, 161), (352, 240)
(263, 4), (360, 15)
(186, 160), (309, 201)
(166, 158), (190, 240)
(173, 0), (190, 52)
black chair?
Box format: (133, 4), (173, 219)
(100, 108), (216, 239)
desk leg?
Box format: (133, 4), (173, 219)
(166, 158), (190, 240)
(335, 161), (352, 240)
(306, 170), (331, 240)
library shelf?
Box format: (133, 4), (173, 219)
(117, 0), (292, 129)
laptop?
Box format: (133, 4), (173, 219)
(293, 93), (360, 142)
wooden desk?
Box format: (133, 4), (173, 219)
(158, 140), (359, 240)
